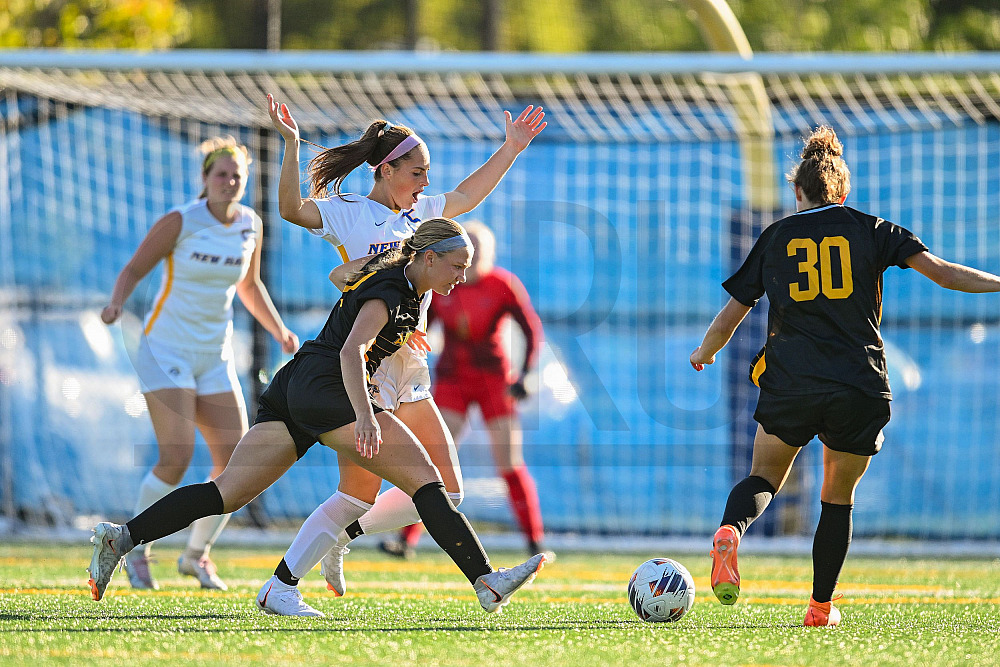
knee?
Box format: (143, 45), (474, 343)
(213, 476), (252, 514)
(819, 482), (856, 505)
(155, 444), (195, 473)
(152, 461), (191, 486)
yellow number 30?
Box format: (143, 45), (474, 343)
(787, 236), (854, 301)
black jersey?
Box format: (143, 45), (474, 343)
(298, 263), (421, 382)
(723, 204), (928, 399)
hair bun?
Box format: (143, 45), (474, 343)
(801, 125), (843, 160)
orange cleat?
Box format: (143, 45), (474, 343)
(803, 596), (842, 627)
(710, 524), (741, 605)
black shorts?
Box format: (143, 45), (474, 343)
(254, 352), (384, 459)
(753, 387), (891, 456)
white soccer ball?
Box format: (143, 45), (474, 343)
(627, 557), (696, 622)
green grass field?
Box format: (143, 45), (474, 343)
(1, 541), (999, 666)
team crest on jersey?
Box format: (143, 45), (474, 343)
(392, 307), (417, 326)
(393, 329), (415, 347)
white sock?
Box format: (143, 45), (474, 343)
(356, 486), (421, 538)
(186, 476), (231, 559)
(337, 487), (465, 545)
(284, 492), (373, 580)
(133, 470), (178, 557)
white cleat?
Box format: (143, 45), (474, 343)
(320, 544), (350, 597)
(256, 576), (325, 617)
(178, 554), (228, 591)
(474, 553), (546, 613)
(87, 522), (133, 601)
(124, 551), (158, 590)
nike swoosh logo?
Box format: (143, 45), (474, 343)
(375, 218), (387, 226)
(259, 582), (272, 607)
(483, 582), (502, 603)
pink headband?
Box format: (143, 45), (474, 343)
(374, 134), (424, 168)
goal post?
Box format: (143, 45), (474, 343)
(2, 50), (1000, 546)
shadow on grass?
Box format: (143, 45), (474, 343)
(1, 613), (802, 632)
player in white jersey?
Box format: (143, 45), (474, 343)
(257, 94), (546, 613)
(101, 137), (299, 591)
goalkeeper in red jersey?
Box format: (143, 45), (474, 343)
(382, 221), (549, 559)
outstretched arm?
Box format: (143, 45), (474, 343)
(442, 105), (547, 218)
(101, 211), (182, 325)
(690, 298), (753, 371)
(906, 251), (1000, 293)
(266, 94), (322, 229)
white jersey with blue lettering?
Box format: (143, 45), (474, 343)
(308, 193), (447, 262)
(143, 199), (260, 351)
(308, 192), (447, 408)
(309, 192), (447, 330)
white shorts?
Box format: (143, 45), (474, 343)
(136, 336), (242, 396)
(370, 346), (432, 411)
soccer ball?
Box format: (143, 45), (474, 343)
(627, 558), (696, 622)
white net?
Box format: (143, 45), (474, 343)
(1, 52), (999, 542)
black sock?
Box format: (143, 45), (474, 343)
(720, 475), (777, 537)
(411, 482), (491, 584)
(344, 520), (364, 540)
(274, 558), (298, 586)
(125, 482), (225, 546)
(812, 501), (853, 602)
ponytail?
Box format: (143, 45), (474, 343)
(344, 218), (468, 283)
(308, 120), (422, 200)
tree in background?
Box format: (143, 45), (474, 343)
(186, 0), (998, 52)
(2, 0), (998, 52)
(0, 0), (191, 48)
(927, 0), (1000, 50)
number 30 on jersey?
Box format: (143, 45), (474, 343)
(787, 236), (854, 301)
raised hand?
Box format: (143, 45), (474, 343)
(266, 93), (300, 143)
(504, 105), (547, 152)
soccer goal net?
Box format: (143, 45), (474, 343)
(1, 51), (999, 546)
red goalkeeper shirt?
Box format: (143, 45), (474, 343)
(430, 266), (543, 380)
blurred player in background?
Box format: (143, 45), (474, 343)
(380, 221), (548, 559)
(101, 137), (299, 591)
(261, 95), (546, 611)
(690, 125), (1000, 626)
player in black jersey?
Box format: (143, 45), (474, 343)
(86, 218), (545, 615)
(690, 126), (1000, 627)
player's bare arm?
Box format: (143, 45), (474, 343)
(690, 298), (753, 371)
(442, 105), (546, 218)
(340, 298), (390, 458)
(329, 255), (376, 291)
(101, 210), (182, 325)
(236, 231), (299, 354)
(906, 250), (1000, 293)
(267, 94), (323, 229)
